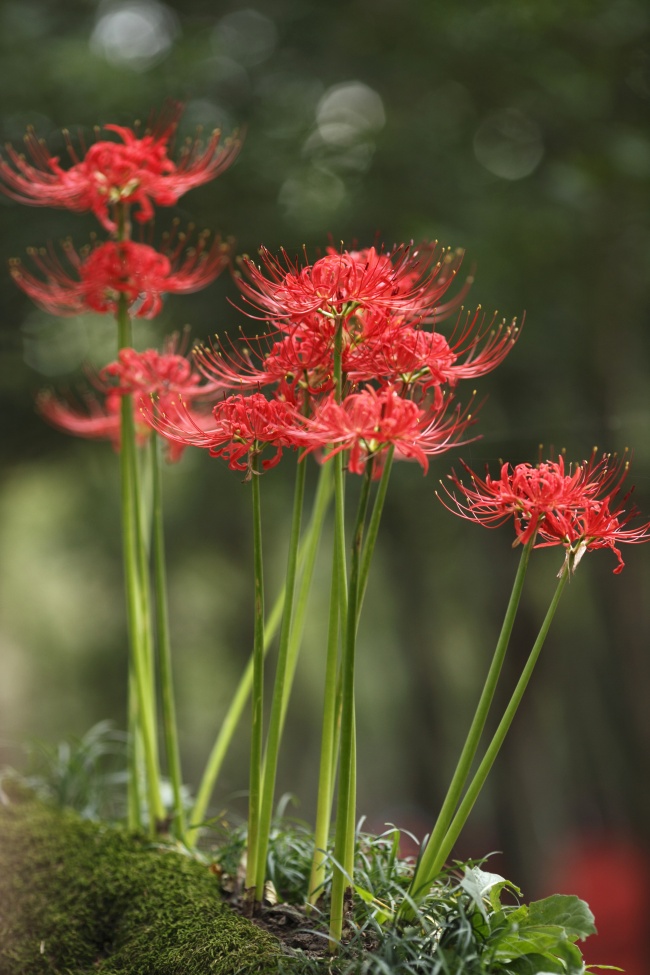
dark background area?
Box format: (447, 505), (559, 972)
(1, 1), (650, 962)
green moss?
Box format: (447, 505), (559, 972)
(0, 798), (288, 974)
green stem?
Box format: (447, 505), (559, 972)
(407, 537), (535, 905)
(254, 451), (307, 899)
(117, 300), (163, 832)
(245, 453), (265, 890)
(279, 459), (333, 727)
(126, 669), (141, 831)
(344, 706), (357, 881)
(187, 461), (333, 845)
(410, 561), (569, 906)
(358, 446), (394, 612)
(308, 508), (343, 903)
(152, 431), (185, 842)
(329, 461), (374, 947)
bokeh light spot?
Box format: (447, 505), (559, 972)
(90, 0), (180, 71)
(473, 108), (544, 180)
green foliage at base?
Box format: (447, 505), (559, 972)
(0, 794), (284, 975)
(0, 794), (598, 975)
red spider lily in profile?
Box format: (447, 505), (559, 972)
(37, 387), (151, 453)
(143, 390), (303, 475)
(101, 334), (221, 405)
(10, 231), (230, 319)
(298, 385), (478, 476)
(0, 102), (241, 232)
(440, 451), (650, 571)
(441, 454), (603, 545)
(235, 242), (467, 325)
(38, 335), (220, 461)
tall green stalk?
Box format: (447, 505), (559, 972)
(245, 453), (265, 890)
(279, 460), (334, 728)
(406, 537), (535, 906)
(152, 430), (185, 842)
(329, 461), (374, 947)
(430, 565), (569, 884)
(254, 452), (307, 899)
(187, 460), (333, 846)
(308, 509), (344, 904)
(116, 292), (163, 833)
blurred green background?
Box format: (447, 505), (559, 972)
(1, 0), (650, 910)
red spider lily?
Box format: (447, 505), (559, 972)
(536, 465), (650, 574)
(37, 387), (151, 453)
(38, 335), (220, 461)
(345, 325), (458, 394)
(101, 334), (221, 405)
(11, 231), (230, 319)
(0, 102), (240, 232)
(298, 385), (477, 476)
(143, 390), (303, 474)
(440, 454), (602, 545)
(194, 324), (337, 402)
(235, 242), (467, 325)
(440, 452), (650, 571)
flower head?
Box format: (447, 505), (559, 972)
(441, 451), (650, 572)
(298, 385), (477, 476)
(11, 230), (230, 319)
(236, 242), (467, 326)
(37, 334), (219, 461)
(535, 458), (650, 573)
(0, 103), (241, 231)
(144, 390), (302, 475)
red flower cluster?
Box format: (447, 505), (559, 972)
(163, 241), (518, 476)
(1, 105), (241, 462)
(0, 102), (240, 232)
(441, 453), (650, 572)
(5, 105), (514, 481)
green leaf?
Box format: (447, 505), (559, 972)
(354, 883), (375, 905)
(502, 952), (565, 974)
(492, 924), (567, 961)
(528, 894), (597, 941)
(460, 865), (520, 918)
(353, 884), (394, 925)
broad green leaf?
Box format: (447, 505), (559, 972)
(503, 952), (565, 974)
(553, 936), (588, 971)
(492, 924), (567, 961)
(528, 894), (597, 940)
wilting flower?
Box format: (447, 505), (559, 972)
(236, 243), (467, 325)
(0, 102), (240, 231)
(441, 451), (650, 572)
(10, 232), (230, 319)
(298, 385), (477, 476)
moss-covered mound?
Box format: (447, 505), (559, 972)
(0, 798), (285, 974)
